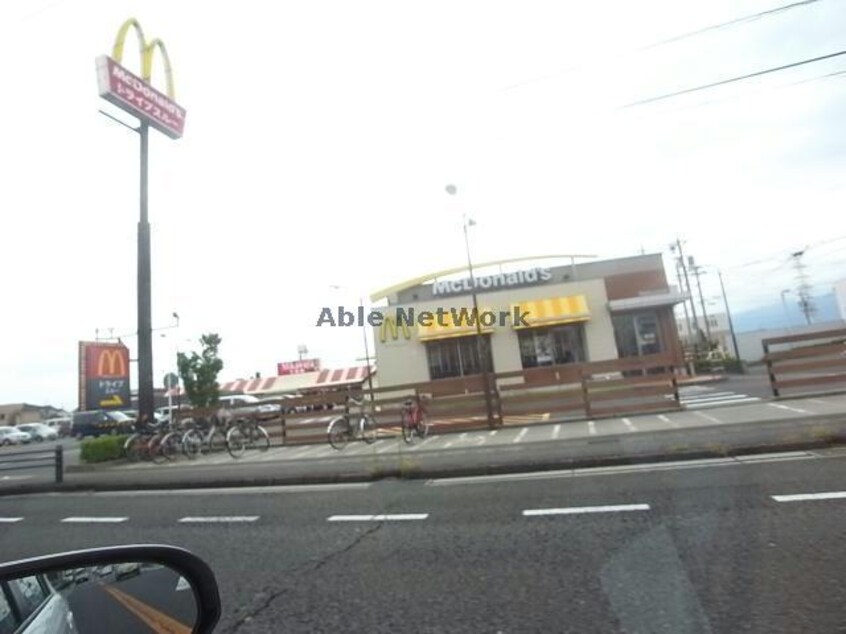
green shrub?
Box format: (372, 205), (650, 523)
(80, 435), (129, 463)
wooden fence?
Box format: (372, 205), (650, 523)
(175, 353), (682, 446)
(763, 327), (846, 397)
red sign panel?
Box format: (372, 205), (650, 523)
(78, 341), (132, 411)
(96, 55), (186, 139)
(277, 359), (321, 375)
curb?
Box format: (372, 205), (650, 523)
(4, 433), (844, 496)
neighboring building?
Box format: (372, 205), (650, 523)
(676, 312), (735, 356)
(0, 403), (68, 426)
(370, 254), (687, 387)
(735, 319), (846, 363)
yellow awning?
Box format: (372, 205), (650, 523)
(417, 308), (496, 341)
(511, 295), (590, 329)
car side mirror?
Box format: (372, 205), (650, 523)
(0, 544), (221, 633)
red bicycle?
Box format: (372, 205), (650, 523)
(401, 397), (429, 444)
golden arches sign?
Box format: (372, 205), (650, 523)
(111, 18), (175, 99)
(96, 17), (186, 139)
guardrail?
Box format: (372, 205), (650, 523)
(0, 445), (63, 483)
(763, 327), (846, 397)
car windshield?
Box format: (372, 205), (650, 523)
(0, 3), (844, 633)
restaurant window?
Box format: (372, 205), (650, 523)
(612, 312), (663, 358)
(426, 335), (493, 380)
(518, 324), (586, 369)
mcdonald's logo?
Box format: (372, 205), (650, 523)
(96, 348), (128, 378)
(379, 315), (412, 343)
(112, 18), (175, 99)
(96, 18), (186, 139)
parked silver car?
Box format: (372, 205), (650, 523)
(0, 426), (31, 446)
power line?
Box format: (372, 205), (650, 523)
(723, 235), (846, 271)
(502, 0), (825, 92)
(621, 67), (846, 121)
(639, 0), (823, 51)
(622, 49), (846, 108)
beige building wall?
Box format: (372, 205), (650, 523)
(372, 278), (619, 387)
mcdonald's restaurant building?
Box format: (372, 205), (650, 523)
(371, 254), (688, 387)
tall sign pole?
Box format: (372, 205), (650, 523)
(138, 121), (153, 421)
(96, 18), (187, 424)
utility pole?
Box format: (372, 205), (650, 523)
(673, 239), (700, 352)
(690, 260), (712, 346)
(717, 270), (740, 362)
(674, 259), (693, 345)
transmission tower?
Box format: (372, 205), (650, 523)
(791, 249), (816, 325)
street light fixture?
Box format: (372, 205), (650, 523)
(446, 184), (496, 429)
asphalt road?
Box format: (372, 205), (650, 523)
(0, 450), (843, 632)
(62, 565), (197, 632)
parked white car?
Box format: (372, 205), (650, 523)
(0, 426), (32, 446)
(17, 423), (59, 442)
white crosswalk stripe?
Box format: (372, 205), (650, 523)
(678, 387), (761, 409)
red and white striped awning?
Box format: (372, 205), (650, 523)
(165, 365), (376, 397)
(314, 366), (374, 387)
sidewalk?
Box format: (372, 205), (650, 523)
(2, 390), (842, 495)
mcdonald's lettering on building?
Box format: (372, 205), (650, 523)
(79, 342), (132, 411)
(378, 314), (412, 343)
(370, 254), (688, 387)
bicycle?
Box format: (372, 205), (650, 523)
(327, 396), (377, 450)
(159, 417), (194, 462)
(181, 414), (229, 459)
(123, 430), (157, 462)
(123, 421), (168, 463)
(401, 396), (429, 444)
(226, 416), (271, 458)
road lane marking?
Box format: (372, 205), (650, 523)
(61, 517), (127, 523)
(622, 418), (636, 431)
(587, 421), (597, 436)
(807, 398), (828, 405)
(657, 414), (680, 428)
(443, 441), (454, 448)
(102, 585), (192, 634)
(328, 514), (428, 522)
(178, 516), (259, 523)
(523, 504), (650, 516)
(513, 428), (528, 443)
(692, 411), (721, 424)
(771, 491), (846, 503)
(769, 403), (809, 414)
(552, 424), (561, 440)
(0, 518), (23, 523)
(488, 430), (498, 436)
(459, 433), (468, 440)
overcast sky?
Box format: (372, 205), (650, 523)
(1, 0), (845, 409)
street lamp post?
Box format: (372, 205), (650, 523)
(330, 286), (375, 403)
(447, 185), (496, 429)
(780, 290), (793, 332)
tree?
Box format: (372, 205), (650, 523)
(177, 333), (224, 409)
